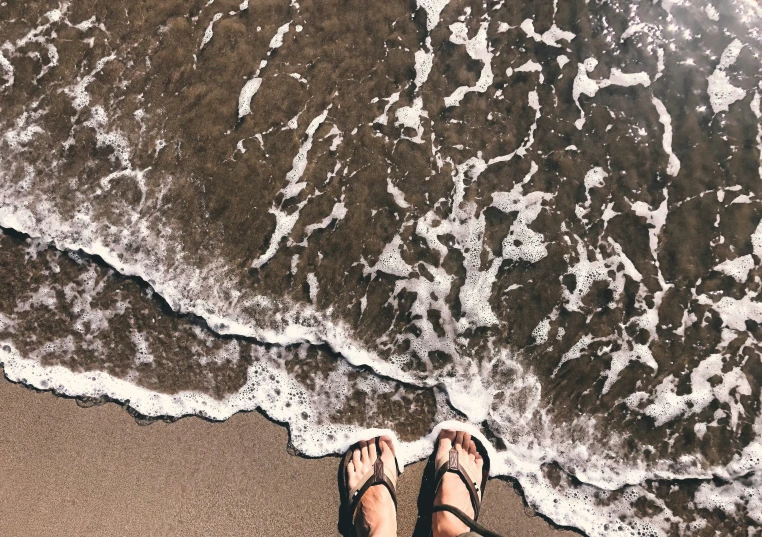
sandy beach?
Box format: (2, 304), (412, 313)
(0, 377), (578, 537)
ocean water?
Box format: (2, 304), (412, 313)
(1, 0), (762, 534)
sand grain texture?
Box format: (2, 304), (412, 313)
(0, 378), (576, 537)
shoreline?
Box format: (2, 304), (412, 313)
(0, 376), (578, 537)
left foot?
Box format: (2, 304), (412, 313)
(346, 436), (398, 537)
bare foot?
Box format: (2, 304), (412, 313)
(432, 430), (484, 537)
(346, 436), (398, 537)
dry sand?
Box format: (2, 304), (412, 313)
(0, 377), (579, 537)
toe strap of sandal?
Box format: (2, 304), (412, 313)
(348, 458), (398, 523)
(434, 446), (483, 520)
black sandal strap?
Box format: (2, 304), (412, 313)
(431, 504), (505, 537)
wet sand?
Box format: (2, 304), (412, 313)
(0, 378), (578, 537)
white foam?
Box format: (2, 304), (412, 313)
(491, 162), (553, 263)
(4, 113), (45, 150)
(416, 0), (451, 31)
(620, 22), (650, 41)
(706, 294), (762, 332)
(657, 0), (683, 12)
(607, 69), (652, 88)
(753, 92), (762, 180)
(251, 107), (331, 269)
(515, 60), (542, 73)
(269, 22), (291, 49)
(286, 72), (307, 86)
(584, 166), (607, 190)
(560, 241), (630, 315)
(532, 318), (550, 344)
(631, 193), (669, 267)
(695, 475), (762, 525)
(648, 49), (662, 84)
(236, 22), (294, 118)
(520, 19), (575, 48)
(752, 220), (762, 259)
(387, 178), (410, 209)
(130, 331), (155, 365)
(363, 235), (413, 279)
(96, 130), (132, 169)
(707, 39), (746, 115)
(414, 38), (434, 89)
(394, 97), (428, 144)
(731, 194), (753, 205)
(443, 22), (493, 108)
(0, 342), (382, 458)
(15, 285), (58, 312)
(488, 91), (542, 164)
(553, 334), (595, 375)
(324, 125), (342, 151)
(714, 254), (754, 282)
(306, 273), (319, 304)
(64, 54), (117, 110)
(651, 97), (681, 176)
(630, 354), (751, 428)
(373, 92), (400, 126)
(237, 77), (263, 118)
(576, 167), (608, 223)
(603, 343), (658, 394)
(0, 50), (14, 88)
(573, 59), (651, 129)
(200, 13), (223, 50)
(292, 198), (347, 247)
(1, 252), (757, 537)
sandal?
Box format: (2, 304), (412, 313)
(339, 437), (400, 536)
(430, 433), (504, 537)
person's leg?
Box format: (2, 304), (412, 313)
(432, 430), (485, 537)
(346, 437), (398, 537)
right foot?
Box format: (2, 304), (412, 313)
(432, 430), (484, 537)
(346, 436), (398, 537)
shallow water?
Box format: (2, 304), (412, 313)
(1, 0), (762, 534)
